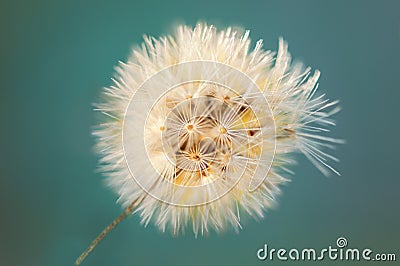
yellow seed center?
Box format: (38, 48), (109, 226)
(186, 124), (194, 131)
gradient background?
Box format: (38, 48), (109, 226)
(1, 0), (399, 265)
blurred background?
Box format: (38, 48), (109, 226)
(1, 0), (399, 265)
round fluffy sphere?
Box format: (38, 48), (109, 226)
(94, 23), (342, 236)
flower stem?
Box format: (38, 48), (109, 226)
(74, 199), (140, 266)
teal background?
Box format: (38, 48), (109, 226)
(1, 0), (399, 265)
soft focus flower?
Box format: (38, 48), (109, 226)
(93, 23), (342, 237)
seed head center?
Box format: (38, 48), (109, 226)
(186, 124), (194, 131)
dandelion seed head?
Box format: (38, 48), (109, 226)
(94, 23), (342, 236)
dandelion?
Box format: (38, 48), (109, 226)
(75, 23), (342, 265)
